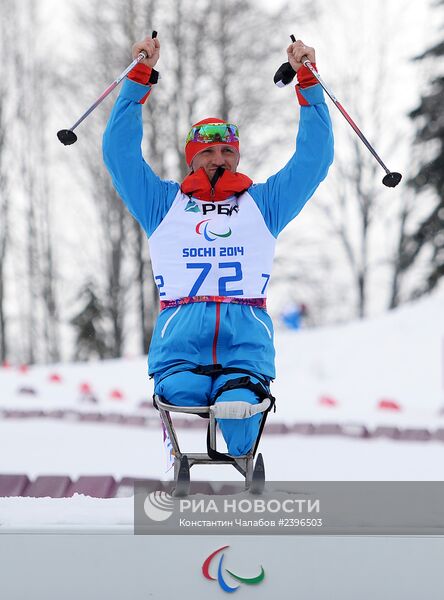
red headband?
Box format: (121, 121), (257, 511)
(185, 117), (240, 167)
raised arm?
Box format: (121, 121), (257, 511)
(249, 40), (334, 237)
(102, 35), (179, 236)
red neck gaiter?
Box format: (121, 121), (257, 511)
(181, 168), (253, 202)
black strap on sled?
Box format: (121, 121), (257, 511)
(210, 375), (275, 405)
(152, 362), (272, 390)
(206, 375), (276, 463)
(191, 363), (271, 389)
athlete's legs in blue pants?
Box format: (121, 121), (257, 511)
(154, 371), (263, 456)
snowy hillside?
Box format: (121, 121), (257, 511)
(274, 289), (444, 423)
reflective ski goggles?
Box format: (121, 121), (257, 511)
(185, 123), (239, 145)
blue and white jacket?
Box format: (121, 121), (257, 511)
(103, 78), (333, 381)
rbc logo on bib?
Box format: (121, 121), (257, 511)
(185, 199), (201, 213)
(184, 200), (239, 216)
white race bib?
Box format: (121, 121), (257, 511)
(149, 191), (276, 300)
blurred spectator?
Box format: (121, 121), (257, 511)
(282, 303), (308, 330)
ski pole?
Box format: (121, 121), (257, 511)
(274, 35), (402, 188)
(57, 31), (158, 146)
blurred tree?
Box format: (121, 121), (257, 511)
(71, 282), (109, 361)
(63, 0), (154, 358)
(22, 1), (60, 363)
(400, 2), (444, 295)
(387, 181), (419, 308)
(206, 1), (313, 175)
(309, 0), (415, 319)
(0, 97), (7, 362)
(0, 1), (12, 362)
(0, 0), (60, 364)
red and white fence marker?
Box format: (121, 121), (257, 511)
(319, 395), (339, 407)
(377, 399), (401, 411)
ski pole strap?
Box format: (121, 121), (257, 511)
(160, 296), (267, 310)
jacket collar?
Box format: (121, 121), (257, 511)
(181, 167), (252, 202)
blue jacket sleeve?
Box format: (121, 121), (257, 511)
(102, 78), (179, 237)
(248, 84), (334, 237)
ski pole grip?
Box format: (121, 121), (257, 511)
(290, 34), (310, 66)
(137, 31), (158, 62)
(274, 34), (313, 87)
(290, 34), (311, 66)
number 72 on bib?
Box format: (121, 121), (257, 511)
(155, 263), (271, 298)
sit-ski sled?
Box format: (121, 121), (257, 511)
(154, 393), (273, 497)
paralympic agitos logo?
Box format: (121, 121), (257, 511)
(196, 219), (232, 241)
(185, 199), (237, 241)
(202, 545), (265, 593)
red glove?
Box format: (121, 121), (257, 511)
(128, 63), (152, 85)
(295, 63), (319, 106)
(296, 63), (318, 88)
(128, 63), (157, 104)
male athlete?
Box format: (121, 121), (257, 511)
(103, 35), (333, 456)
